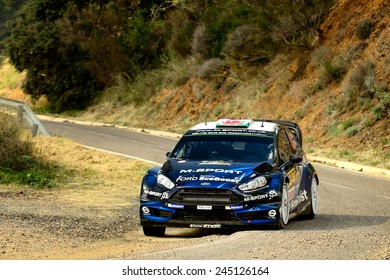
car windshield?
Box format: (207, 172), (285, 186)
(170, 134), (274, 162)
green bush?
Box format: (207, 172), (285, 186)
(322, 59), (347, 82)
(348, 61), (375, 98)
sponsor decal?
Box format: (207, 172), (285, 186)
(244, 193), (269, 202)
(216, 119), (252, 127)
(144, 189), (162, 197)
(162, 192), (169, 199)
(290, 190), (308, 209)
(191, 129), (267, 136)
(183, 168), (242, 174)
(199, 175), (240, 183)
(268, 209), (277, 218)
(167, 203), (184, 209)
(190, 224), (222, 228)
(176, 175), (240, 184)
(198, 161), (233, 165)
(180, 168), (243, 175)
(268, 190), (278, 198)
(225, 205), (244, 210)
(197, 205), (212, 210)
(141, 206), (150, 215)
(176, 175), (198, 182)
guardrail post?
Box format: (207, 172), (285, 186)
(17, 105), (23, 122)
(31, 124), (38, 137)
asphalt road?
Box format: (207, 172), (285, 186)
(41, 119), (390, 259)
(42, 120), (175, 164)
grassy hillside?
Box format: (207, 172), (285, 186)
(80, 0), (389, 169)
(1, 0), (389, 170)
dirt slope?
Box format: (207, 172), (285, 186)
(129, 0), (389, 164)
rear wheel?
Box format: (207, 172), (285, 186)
(278, 185), (289, 229)
(142, 226), (166, 237)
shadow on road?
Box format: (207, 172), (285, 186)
(162, 228), (237, 238)
(157, 213), (389, 238)
(289, 213), (389, 231)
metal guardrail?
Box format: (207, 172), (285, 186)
(0, 97), (50, 137)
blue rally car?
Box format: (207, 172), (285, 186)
(140, 119), (319, 236)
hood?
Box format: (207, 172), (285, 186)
(162, 159), (264, 188)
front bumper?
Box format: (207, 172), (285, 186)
(140, 200), (281, 229)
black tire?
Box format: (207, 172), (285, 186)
(142, 226), (166, 237)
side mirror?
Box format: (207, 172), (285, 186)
(290, 154), (303, 163)
(166, 152), (170, 157)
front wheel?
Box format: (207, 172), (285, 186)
(306, 177), (318, 219)
(142, 226), (166, 237)
(278, 185), (289, 229)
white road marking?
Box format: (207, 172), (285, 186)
(323, 181), (390, 200)
(322, 181), (357, 191)
(82, 145), (161, 166)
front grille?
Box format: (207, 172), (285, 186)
(170, 188), (241, 206)
(171, 209), (237, 222)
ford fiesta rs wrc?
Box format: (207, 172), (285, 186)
(140, 119), (319, 236)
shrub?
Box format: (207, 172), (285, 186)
(0, 113), (35, 171)
(197, 58), (226, 79)
(345, 126), (359, 137)
(322, 59), (347, 82)
(327, 122), (342, 137)
(262, 0), (333, 49)
(192, 24), (212, 59)
(223, 24), (275, 65)
(348, 61), (375, 98)
(356, 19), (374, 40)
(341, 61), (390, 117)
(311, 46), (332, 67)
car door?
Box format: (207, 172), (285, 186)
(277, 128), (302, 210)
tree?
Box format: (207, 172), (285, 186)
(0, 0), (27, 50)
(4, 0), (101, 111)
(4, 0), (168, 111)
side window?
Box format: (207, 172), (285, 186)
(286, 129), (300, 152)
(278, 129), (293, 164)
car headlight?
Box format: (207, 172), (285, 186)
(157, 174), (175, 189)
(238, 176), (268, 192)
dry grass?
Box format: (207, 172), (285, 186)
(306, 145), (390, 170)
(0, 58), (25, 94)
(30, 136), (154, 210)
(0, 114), (33, 168)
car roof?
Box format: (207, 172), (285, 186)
(190, 119), (278, 132)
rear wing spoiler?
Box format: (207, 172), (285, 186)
(254, 120), (303, 147)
